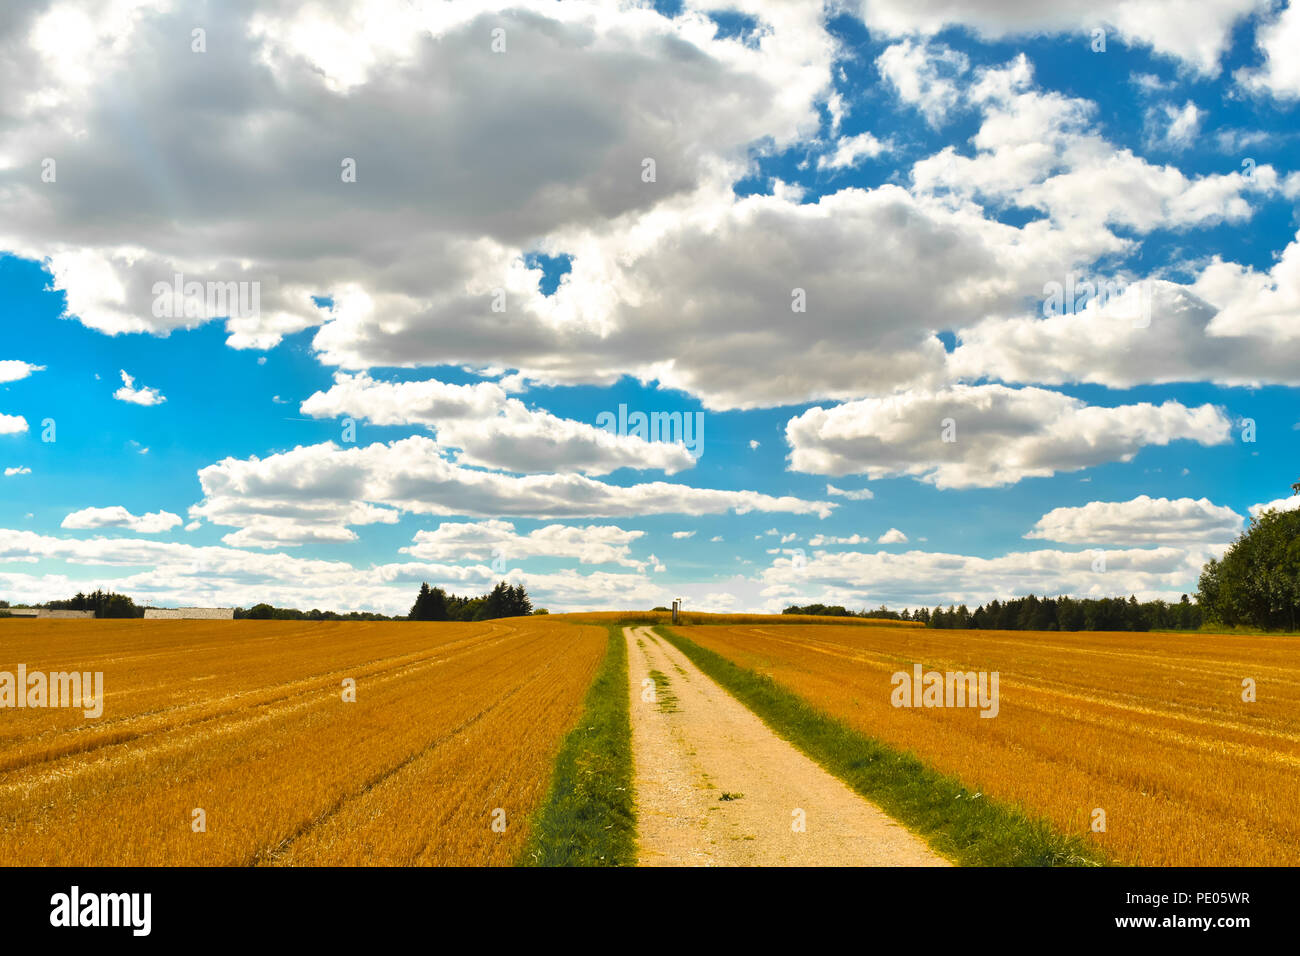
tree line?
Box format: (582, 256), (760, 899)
(782, 603), (909, 621)
(3, 590), (148, 618)
(3, 581), (538, 622)
(408, 581), (535, 621)
(925, 594), (1202, 631)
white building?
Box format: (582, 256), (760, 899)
(143, 607), (235, 620)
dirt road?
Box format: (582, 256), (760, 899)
(626, 626), (949, 866)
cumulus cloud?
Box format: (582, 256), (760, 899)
(0, 0), (832, 351)
(826, 483), (874, 500)
(113, 370), (166, 406)
(4, 466), (31, 476)
(0, 527), (670, 614)
(808, 533), (874, 546)
(912, 56), (1275, 237)
(1147, 100), (1204, 150)
(786, 385), (1231, 488)
(878, 528), (908, 543)
(403, 520), (645, 568)
(876, 39), (969, 125)
(1025, 495), (1244, 545)
(949, 242), (1300, 391)
(0, 415), (28, 435)
(851, 0), (1261, 75)
(817, 131), (890, 170)
(1235, 1), (1300, 99)
(61, 505), (183, 533)
(190, 437), (832, 546)
(0, 360), (44, 383)
(301, 372), (697, 475)
(1248, 494), (1300, 517)
(760, 543), (1215, 609)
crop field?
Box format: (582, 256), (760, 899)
(0, 618), (605, 865)
(549, 610), (924, 628)
(674, 624), (1300, 866)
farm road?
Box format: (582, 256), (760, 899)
(625, 626), (949, 867)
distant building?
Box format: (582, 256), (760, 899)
(143, 607), (235, 620)
(6, 607), (39, 617)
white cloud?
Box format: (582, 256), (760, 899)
(759, 543), (1216, 610)
(786, 384), (1231, 488)
(113, 369), (166, 406)
(403, 520), (645, 568)
(190, 437), (832, 546)
(0, 360), (44, 383)
(1248, 494), (1300, 517)
(878, 528), (908, 543)
(3, 466), (31, 476)
(912, 57), (1274, 237)
(0, 526), (671, 615)
(950, 242), (1300, 391)
(0, 415), (28, 435)
(301, 372), (696, 475)
(876, 39), (969, 125)
(61, 505), (183, 534)
(826, 483), (874, 500)
(817, 131), (890, 170)
(808, 533), (874, 546)
(0, 0), (833, 352)
(1235, 1), (1300, 99)
(1025, 495), (1244, 545)
(1148, 100), (1204, 150)
(851, 0), (1262, 75)
(671, 530), (696, 539)
(749, 439), (760, 450)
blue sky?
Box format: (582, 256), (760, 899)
(0, 0), (1297, 614)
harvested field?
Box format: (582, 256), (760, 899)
(674, 624), (1300, 866)
(549, 610), (924, 628)
(0, 618), (605, 865)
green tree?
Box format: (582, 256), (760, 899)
(1198, 505), (1300, 630)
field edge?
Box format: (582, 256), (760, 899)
(517, 625), (636, 866)
(657, 625), (1111, 868)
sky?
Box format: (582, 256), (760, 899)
(0, 0), (1298, 615)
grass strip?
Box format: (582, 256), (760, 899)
(519, 625), (635, 866)
(657, 625), (1110, 867)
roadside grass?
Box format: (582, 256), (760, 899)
(657, 626), (1110, 867)
(518, 625), (636, 866)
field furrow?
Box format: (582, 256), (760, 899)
(677, 624), (1300, 866)
(0, 618), (604, 865)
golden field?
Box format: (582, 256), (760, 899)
(676, 623), (1300, 866)
(0, 617), (604, 865)
(550, 610), (924, 628)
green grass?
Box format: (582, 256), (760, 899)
(518, 625), (636, 866)
(656, 626), (1110, 867)
(646, 669), (679, 713)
